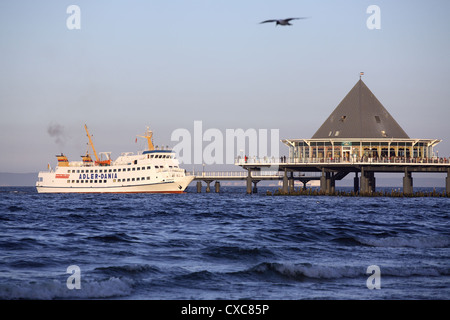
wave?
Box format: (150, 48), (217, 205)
(87, 232), (140, 243)
(95, 264), (160, 277)
(0, 277), (133, 300)
(356, 235), (450, 248)
(243, 262), (449, 281)
(202, 245), (274, 260)
(247, 262), (362, 280)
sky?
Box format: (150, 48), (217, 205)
(1, 0), (449, 173)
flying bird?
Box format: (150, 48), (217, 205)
(260, 17), (309, 26)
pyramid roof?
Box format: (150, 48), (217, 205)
(311, 80), (410, 139)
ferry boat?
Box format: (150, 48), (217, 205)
(36, 125), (194, 193)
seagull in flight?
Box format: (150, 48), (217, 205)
(260, 17), (309, 26)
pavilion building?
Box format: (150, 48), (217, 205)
(283, 79), (441, 163)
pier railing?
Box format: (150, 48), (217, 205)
(235, 156), (450, 166)
(186, 171), (320, 179)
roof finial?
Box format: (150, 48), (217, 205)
(360, 72), (364, 80)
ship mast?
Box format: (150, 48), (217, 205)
(137, 127), (155, 151)
(84, 124), (99, 162)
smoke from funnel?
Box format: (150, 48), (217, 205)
(47, 122), (66, 146)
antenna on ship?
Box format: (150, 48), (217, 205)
(137, 126), (155, 151)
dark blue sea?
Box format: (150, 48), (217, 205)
(0, 186), (449, 300)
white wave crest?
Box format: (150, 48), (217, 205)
(0, 277), (133, 300)
(253, 262), (364, 279)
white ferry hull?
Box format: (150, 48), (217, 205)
(36, 176), (194, 194)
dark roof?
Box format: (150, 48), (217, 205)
(311, 80), (410, 139)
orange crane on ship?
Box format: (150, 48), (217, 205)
(84, 124), (111, 166)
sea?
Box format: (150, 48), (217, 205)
(0, 186), (449, 302)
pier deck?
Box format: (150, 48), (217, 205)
(187, 171), (321, 193)
(236, 157), (450, 195)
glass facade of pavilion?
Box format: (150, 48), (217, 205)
(283, 138), (442, 162)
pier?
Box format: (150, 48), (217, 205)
(196, 77), (450, 196)
(188, 171), (321, 194)
(233, 78), (450, 196)
(235, 157), (450, 196)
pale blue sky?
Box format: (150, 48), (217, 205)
(1, 0), (449, 172)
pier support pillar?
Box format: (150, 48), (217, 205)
(246, 170), (252, 194)
(205, 180), (212, 193)
(368, 172), (376, 193)
(360, 167), (368, 194)
(403, 170), (413, 195)
(253, 180), (259, 194)
(196, 181), (202, 193)
(302, 180), (307, 190)
(447, 169), (450, 196)
(283, 169), (289, 194)
(289, 172), (295, 193)
(215, 181), (220, 193)
(320, 169), (327, 193)
(354, 172), (359, 193)
(329, 173), (335, 194)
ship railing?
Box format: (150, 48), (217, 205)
(156, 168), (185, 173)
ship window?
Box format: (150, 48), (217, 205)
(113, 169), (116, 172)
(142, 167), (145, 170)
(147, 166), (151, 169)
(132, 168), (136, 171)
(109, 169), (112, 172)
(127, 168), (131, 171)
(95, 170), (98, 173)
(67, 180), (70, 183)
(137, 167), (140, 171)
(113, 179), (116, 182)
(76, 180), (79, 183)
(77, 170), (80, 173)
(137, 178), (140, 181)
(99, 180), (102, 183)
(132, 178), (135, 181)
(147, 177), (150, 180)
(94, 180), (97, 183)
(104, 180), (107, 183)
(127, 178), (130, 182)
